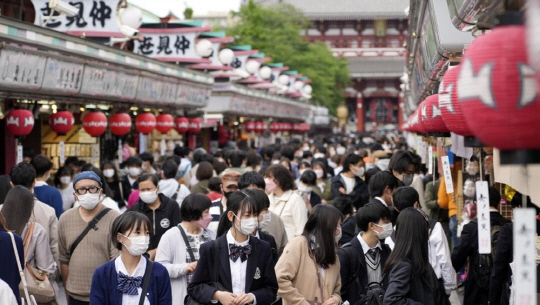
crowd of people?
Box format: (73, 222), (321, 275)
(0, 134), (534, 305)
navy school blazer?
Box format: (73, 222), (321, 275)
(187, 234), (278, 305)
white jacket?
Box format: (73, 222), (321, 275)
(268, 190), (308, 242)
(158, 179), (190, 207)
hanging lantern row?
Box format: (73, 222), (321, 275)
(244, 121), (310, 133)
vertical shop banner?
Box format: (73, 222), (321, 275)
(30, 0), (122, 37)
(160, 139), (166, 156)
(513, 208), (537, 305)
(117, 139), (123, 166)
(475, 181), (491, 254)
(428, 145), (434, 175)
(92, 144), (98, 166)
(59, 141), (65, 165)
(441, 155), (454, 193)
(17, 145), (23, 164)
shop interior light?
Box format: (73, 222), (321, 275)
(130, 106), (139, 110)
(143, 108), (152, 112)
(80, 107), (85, 112)
(234, 122), (239, 125)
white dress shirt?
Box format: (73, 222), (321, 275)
(115, 256), (150, 305)
(374, 197), (388, 207)
(226, 230), (257, 304)
(357, 232), (382, 254)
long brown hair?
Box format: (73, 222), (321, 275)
(1, 185), (35, 236)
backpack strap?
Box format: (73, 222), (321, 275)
(139, 259), (153, 305)
(177, 225), (196, 262)
(22, 222), (35, 259)
(342, 242), (361, 296)
(171, 183), (182, 200)
(70, 208), (112, 256)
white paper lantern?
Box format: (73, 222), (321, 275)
(195, 39), (213, 57)
(294, 81), (304, 91)
(120, 7), (143, 29)
(278, 74), (289, 85)
(259, 66), (272, 79)
(303, 84), (313, 95)
(218, 48), (234, 65)
(245, 60), (261, 74)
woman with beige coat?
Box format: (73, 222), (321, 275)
(275, 204), (343, 305)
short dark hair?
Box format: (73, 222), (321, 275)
(54, 166), (74, 187)
(174, 146), (190, 158)
(332, 197), (354, 217)
(343, 153), (363, 173)
(201, 153), (214, 164)
(65, 156), (79, 167)
(139, 152), (154, 165)
(10, 162), (36, 189)
(265, 165), (295, 191)
(388, 151), (416, 174)
(226, 150), (246, 168)
(196, 161), (214, 181)
(368, 171), (399, 198)
(137, 173), (159, 187)
(280, 145), (296, 160)
(243, 188), (270, 210)
(162, 159), (179, 179)
(30, 154), (53, 177)
(193, 148), (207, 164)
(356, 202), (391, 232)
(261, 146), (275, 160)
(245, 151), (261, 168)
(208, 177), (222, 193)
(181, 193), (212, 222)
(300, 170), (317, 186)
(393, 186), (420, 211)
(489, 186), (501, 208)
(111, 211), (152, 250)
(125, 157), (142, 167)
(23, 146), (34, 159)
(239, 171), (266, 190)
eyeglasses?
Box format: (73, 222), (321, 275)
(75, 186), (101, 195)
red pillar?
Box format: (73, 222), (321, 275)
(398, 92), (404, 129)
(356, 93), (364, 132)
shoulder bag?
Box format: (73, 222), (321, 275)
(184, 239), (226, 305)
(8, 229), (38, 305)
(139, 260), (153, 305)
(70, 208), (112, 256)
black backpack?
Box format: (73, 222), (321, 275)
(342, 243), (385, 305)
(471, 219), (505, 289)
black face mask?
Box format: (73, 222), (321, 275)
(224, 191), (234, 200)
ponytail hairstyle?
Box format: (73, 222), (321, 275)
(216, 191), (259, 237)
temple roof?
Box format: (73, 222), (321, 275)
(348, 57), (405, 78)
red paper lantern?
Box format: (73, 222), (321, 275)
(175, 117), (189, 133)
(49, 111), (74, 135)
(302, 123), (311, 132)
(136, 113), (156, 135)
(109, 113), (132, 136)
(255, 121), (266, 132)
(458, 25), (540, 150)
(188, 118), (202, 134)
(245, 121), (256, 132)
(156, 114), (174, 134)
(439, 66), (474, 136)
(82, 111), (107, 137)
(6, 109), (34, 137)
(292, 123), (300, 132)
(282, 123), (292, 132)
(269, 122), (280, 132)
(420, 94), (450, 134)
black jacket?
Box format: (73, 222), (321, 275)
(340, 198), (389, 246)
(330, 174), (369, 209)
(187, 234), (278, 305)
(337, 236), (391, 305)
(451, 212), (511, 305)
(364, 167), (381, 185)
(384, 260), (439, 305)
(127, 193), (181, 250)
(258, 230), (278, 267)
(488, 223), (512, 305)
(121, 175), (137, 207)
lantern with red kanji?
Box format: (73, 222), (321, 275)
(457, 25), (540, 161)
(156, 114), (174, 134)
(188, 118), (202, 134)
(255, 121), (266, 132)
(82, 111), (107, 137)
(49, 111), (74, 135)
(136, 113), (156, 135)
(175, 117), (189, 133)
(6, 109), (34, 137)
(245, 121), (256, 132)
(109, 113), (132, 136)
(439, 66), (475, 137)
(269, 122), (280, 133)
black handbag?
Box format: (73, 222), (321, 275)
(184, 239), (226, 305)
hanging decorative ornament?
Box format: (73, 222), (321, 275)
(135, 113), (156, 135)
(49, 111), (74, 135)
(188, 118), (202, 134)
(174, 117), (189, 133)
(245, 121), (256, 132)
(109, 113), (132, 136)
(439, 66), (475, 137)
(420, 94), (450, 137)
(82, 111), (107, 137)
(156, 114), (174, 134)
(6, 109), (34, 137)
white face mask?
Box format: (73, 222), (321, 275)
(376, 159), (390, 171)
(140, 190), (158, 204)
(297, 183), (313, 193)
(77, 193), (101, 210)
(128, 167), (141, 177)
(314, 169), (324, 179)
(374, 223), (393, 239)
(121, 234), (149, 256)
(259, 212), (272, 229)
(314, 153), (325, 159)
(60, 176), (71, 185)
(353, 166), (365, 177)
(271, 160), (280, 165)
(336, 147), (346, 155)
(335, 227), (342, 243)
(234, 215), (259, 235)
(103, 169), (115, 178)
(298, 169), (306, 176)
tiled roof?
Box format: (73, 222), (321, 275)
(254, 0), (409, 20)
(348, 57), (405, 78)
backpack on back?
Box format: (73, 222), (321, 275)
(472, 219), (505, 289)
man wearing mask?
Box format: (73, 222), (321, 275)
(387, 150), (417, 186)
(31, 154), (64, 218)
(208, 171), (241, 233)
(140, 152), (157, 175)
(58, 171), (119, 305)
(121, 156), (142, 203)
(127, 174), (181, 260)
(330, 153), (369, 209)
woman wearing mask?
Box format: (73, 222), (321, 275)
(155, 194), (216, 304)
(311, 162), (328, 200)
(297, 170), (322, 212)
(383, 208), (439, 305)
(188, 191), (278, 305)
(275, 204), (343, 305)
(1, 186), (58, 304)
(90, 211), (172, 304)
(102, 161), (125, 209)
(265, 165), (308, 242)
(55, 166), (75, 211)
(330, 154), (369, 209)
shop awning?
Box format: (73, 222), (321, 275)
(0, 16), (213, 108)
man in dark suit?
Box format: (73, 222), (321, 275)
(337, 203), (392, 305)
(121, 156), (142, 207)
(451, 187), (511, 305)
(339, 171), (399, 245)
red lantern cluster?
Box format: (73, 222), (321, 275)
(418, 94), (449, 135)
(6, 109), (34, 137)
(281, 123), (292, 132)
(255, 121), (267, 132)
(136, 113), (156, 135)
(269, 122), (280, 132)
(109, 113), (132, 136)
(245, 121), (256, 132)
(82, 111), (108, 137)
(49, 111), (74, 135)
(156, 114), (174, 134)
(188, 118), (202, 134)
(439, 66), (474, 136)
(175, 117), (189, 133)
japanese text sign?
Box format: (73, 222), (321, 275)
(476, 181), (491, 254)
(513, 208), (537, 305)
